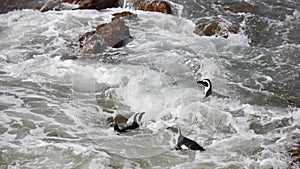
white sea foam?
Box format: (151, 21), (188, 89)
(0, 6), (299, 169)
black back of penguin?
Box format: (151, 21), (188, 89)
(168, 125), (205, 151)
(178, 136), (205, 151)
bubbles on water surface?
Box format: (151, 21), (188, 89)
(0, 6), (299, 168)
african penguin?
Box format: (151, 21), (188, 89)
(197, 79), (229, 99)
(114, 112), (145, 133)
(167, 125), (205, 151)
(114, 121), (139, 133)
(127, 112), (145, 124)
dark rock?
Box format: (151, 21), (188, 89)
(79, 12), (134, 56)
(95, 18), (131, 47)
(224, 2), (260, 15)
(195, 21), (220, 37)
(112, 11), (138, 21)
(133, 0), (172, 14)
(62, 0), (81, 3)
(0, 0), (63, 14)
(77, 0), (121, 10)
(79, 30), (105, 55)
(78, 30), (96, 48)
(0, 0), (121, 14)
(107, 114), (128, 125)
(288, 135), (300, 168)
(194, 20), (238, 38)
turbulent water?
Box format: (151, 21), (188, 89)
(0, 0), (300, 168)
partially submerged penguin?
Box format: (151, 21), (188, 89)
(197, 79), (229, 99)
(114, 121), (139, 133)
(114, 112), (145, 133)
(167, 125), (205, 151)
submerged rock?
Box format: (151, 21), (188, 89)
(194, 20), (238, 38)
(224, 2), (260, 15)
(249, 117), (293, 134)
(133, 0), (172, 14)
(288, 135), (300, 168)
(79, 12), (135, 56)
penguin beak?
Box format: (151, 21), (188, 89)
(197, 80), (205, 85)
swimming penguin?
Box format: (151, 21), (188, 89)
(114, 121), (139, 133)
(114, 112), (145, 133)
(167, 125), (205, 151)
(127, 112), (145, 124)
(197, 79), (229, 99)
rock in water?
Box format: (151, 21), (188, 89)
(195, 21), (221, 37)
(0, 0), (121, 14)
(287, 135), (300, 168)
(0, 0), (63, 14)
(77, 0), (121, 10)
(107, 114), (128, 125)
(194, 20), (238, 38)
(112, 11), (138, 21)
(79, 12), (135, 56)
(224, 2), (260, 15)
(95, 17), (131, 48)
(133, 0), (172, 14)
(62, 0), (81, 3)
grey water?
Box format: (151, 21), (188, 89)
(0, 0), (300, 168)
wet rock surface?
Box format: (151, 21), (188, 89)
(288, 135), (300, 168)
(0, 0), (121, 14)
(0, 0), (62, 14)
(112, 11), (138, 21)
(133, 0), (172, 14)
(224, 2), (260, 15)
(76, 0), (121, 10)
(107, 114), (128, 125)
(95, 19), (131, 48)
(194, 20), (238, 38)
(78, 12), (135, 56)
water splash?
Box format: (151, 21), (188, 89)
(123, 0), (126, 8)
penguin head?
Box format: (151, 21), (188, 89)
(132, 121), (139, 127)
(133, 112), (145, 123)
(197, 79), (212, 98)
(167, 125), (182, 135)
(167, 125), (183, 143)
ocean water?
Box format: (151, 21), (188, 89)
(0, 0), (299, 168)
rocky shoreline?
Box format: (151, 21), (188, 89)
(0, 0), (242, 59)
(0, 0), (271, 57)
